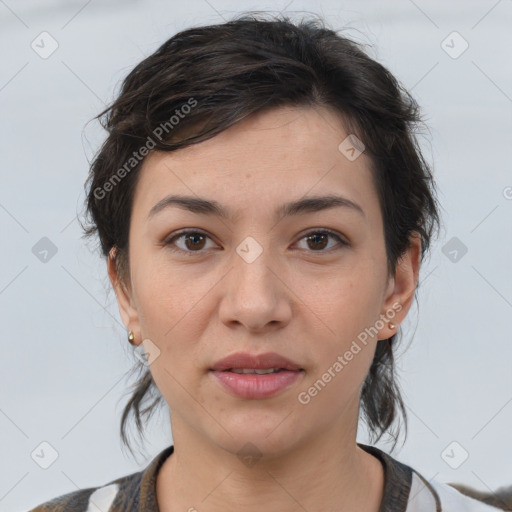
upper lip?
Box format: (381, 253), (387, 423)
(210, 352), (303, 371)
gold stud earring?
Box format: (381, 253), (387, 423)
(128, 330), (136, 345)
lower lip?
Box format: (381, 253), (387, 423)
(210, 370), (303, 399)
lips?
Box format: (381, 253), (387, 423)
(209, 352), (304, 399)
(210, 352), (303, 372)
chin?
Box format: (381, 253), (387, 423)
(213, 414), (305, 456)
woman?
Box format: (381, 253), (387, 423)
(29, 13), (508, 512)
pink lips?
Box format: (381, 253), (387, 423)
(210, 352), (304, 399)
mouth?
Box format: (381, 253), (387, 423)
(210, 352), (304, 399)
(210, 369), (304, 399)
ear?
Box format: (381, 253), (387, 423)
(107, 247), (141, 346)
(377, 232), (422, 340)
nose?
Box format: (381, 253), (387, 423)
(218, 242), (293, 333)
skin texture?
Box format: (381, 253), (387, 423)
(108, 105), (421, 512)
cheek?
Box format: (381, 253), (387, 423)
(300, 266), (383, 338)
(133, 254), (199, 332)
(296, 343), (375, 431)
(298, 269), (381, 389)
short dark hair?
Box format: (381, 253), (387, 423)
(81, 12), (441, 456)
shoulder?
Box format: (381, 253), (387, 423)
(432, 480), (509, 511)
(409, 470), (507, 511)
(27, 476), (131, 511)
(360, 443), (507, 512)
(27, 445), (174, 512)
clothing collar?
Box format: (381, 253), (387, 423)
(129, 443), (414, 512)
(358, 442), (413, 512)
(139, 445), (175, 511)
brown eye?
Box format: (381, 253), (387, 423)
(164, 230), (215, 255)
(297, 230), (348, 252)
(182, 233), (207, 250)
(306, 233), (328, 250)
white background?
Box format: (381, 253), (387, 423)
(0, 0), (511, 510)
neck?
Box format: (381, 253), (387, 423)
(156, 415), (384, 512)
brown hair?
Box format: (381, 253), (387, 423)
(81, 12), (441, 455)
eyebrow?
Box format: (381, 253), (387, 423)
(147, 194), (365, 221)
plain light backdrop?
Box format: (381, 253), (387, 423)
(1, 0), (511, 510)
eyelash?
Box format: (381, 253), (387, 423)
(163, 228), (349, 256)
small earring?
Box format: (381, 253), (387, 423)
(128, 330), (136, 345)
(388, 322), (396, 329)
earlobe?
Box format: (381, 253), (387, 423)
(107, 248), (140, 341)
(378, 232), (422, 339)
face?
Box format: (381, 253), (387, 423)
(109, 105), (420, 458)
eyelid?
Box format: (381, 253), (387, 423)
(163, 227), (349, 254)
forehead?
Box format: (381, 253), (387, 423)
(132, 105), (379, 224)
